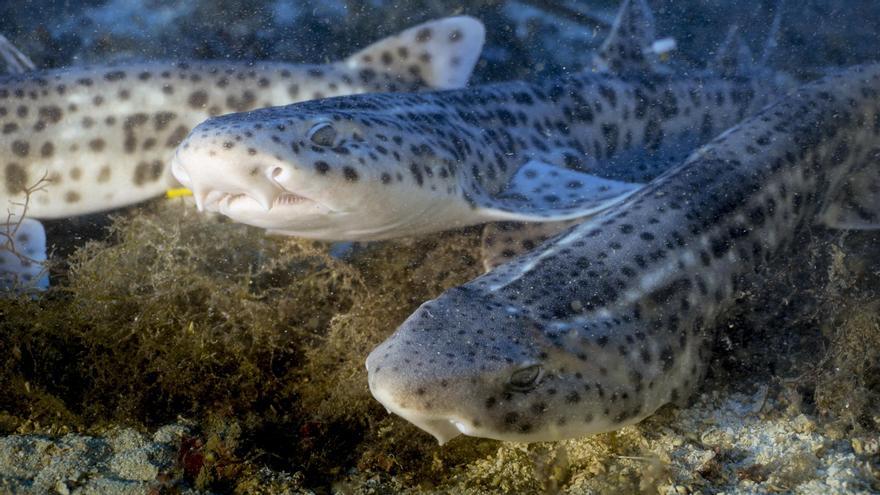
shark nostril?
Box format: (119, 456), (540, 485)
(269, 166), (290, 183)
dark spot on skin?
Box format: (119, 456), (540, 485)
(166, 125), (189, 148)
(504, 412), (519, 425)
(40, 142), (54, 157)
(65, 191), (80, 203)
(314, 161), (330, 175)
(415, 28), (432, 42)
(38, 106), (63, 123)
(88, 138), (106, 152)
(11, 140), (29, 157)
(5, 163), (27, 194)
(154, 112), (176, 131)
(188, 90), (209, 109)
(133, 160), (164, 186)
(343, 166), (359, 182)
(97, 166), (111, 183)
(70, 167), (81, 180)
(409, 163), (423, 186)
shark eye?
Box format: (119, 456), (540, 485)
(507, 365), (543, 392)
(308, 122), (337, 147)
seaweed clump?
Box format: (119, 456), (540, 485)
(1, 202), (879, 493)
(0, 199), (485, 490)
(812, 234), (880, 431)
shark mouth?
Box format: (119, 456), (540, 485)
(224, 192), (313, 209)
(197, 190), (318, 213)
(368, 377), (466, 444)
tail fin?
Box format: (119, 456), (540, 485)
(345, 16), (485, 90)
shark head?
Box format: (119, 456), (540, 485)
(365, 285), (668, 444)
(171, 95), (478, 240)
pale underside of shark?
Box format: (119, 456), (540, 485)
(0, 16), (485, 291)
(366, 62), (880, 444)
(171, 0), (785, 268)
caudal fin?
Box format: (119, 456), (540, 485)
(345, 16), (485, 90)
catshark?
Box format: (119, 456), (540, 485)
(0, 16), (485, 290)
(365, 63), (880, 444)
(171, 0), (786, 248)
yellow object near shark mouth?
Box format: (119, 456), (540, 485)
(165, 188), (193, 199)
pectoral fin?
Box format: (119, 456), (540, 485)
(1, 218), (49, 293)
(474, 160), (643, 223)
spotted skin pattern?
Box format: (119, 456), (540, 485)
(366, 64), (880, 444)
(0, 16), (485, 220)
(172, 68), (780, 240)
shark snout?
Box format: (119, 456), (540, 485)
(171, 137), (289, 212)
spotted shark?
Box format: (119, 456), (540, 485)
(365, 63), (880, 444)
(0, 16), (485, 290)
(171, 0), (786, 248)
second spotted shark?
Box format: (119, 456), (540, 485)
(0, 16), (484, 289)
(366, 63), (880, 444)
(171, 0), (788, 253)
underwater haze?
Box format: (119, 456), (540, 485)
(1, 0), (880, 493)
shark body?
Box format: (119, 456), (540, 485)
(0, 16), (484, 220)
(365, 63), (880, 444)
(173, 71), (778, 240)
(171, 0), (785, 245)
(0, 16), (485, 290)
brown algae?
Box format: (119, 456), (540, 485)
(0, 200), (879, 493)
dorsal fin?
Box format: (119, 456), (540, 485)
(711, 26), (755, 77)
(345, 17), (485, 90)
(593, 0), (658, 74)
